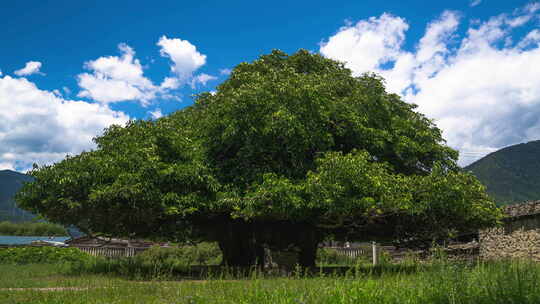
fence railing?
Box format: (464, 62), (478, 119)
(74, 246), (148, 258)
(326, 245), (397, 259)
(329, 246), (370, 258)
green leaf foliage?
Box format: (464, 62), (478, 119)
(16, 50), (501, 266)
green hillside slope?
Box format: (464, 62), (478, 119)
(464, 140), (540, 205)
(0, 170), (34, 222)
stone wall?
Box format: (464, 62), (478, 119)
(503, 201), (540, 218)
(480, 218), (540, 261)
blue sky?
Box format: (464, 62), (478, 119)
(1, 0), (540, 171)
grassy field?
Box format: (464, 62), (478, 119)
(2, 260), (540, 303)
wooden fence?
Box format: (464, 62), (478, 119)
(74, 246), (148, 258)
(0, 243), (151, 258)
(328, 245), (397, 259)
(330, 246), (370, 258)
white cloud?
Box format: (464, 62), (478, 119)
(320, 5), (540, 166)
(517, 29), (540, 49)
(470, 0), (482, 7)
(159, 77), (181, 90)
(190, 73), (217, 88)
(220, 68), (232, 75)
(526, 2), (540, 13)
(416, 11), (459, 62)
(320, 13), (408, 74)
(78, 38), (209, 105)
(14, 61), (43, 76)
(1, 36), (212, 171)
(157, 36), (207, 82)
(77, 44), (159, 106)
(0, 75), (129, 171)
(0, 161), (14, 171)
(149, 108), (163, 119)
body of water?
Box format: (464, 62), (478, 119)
(0, 235), (70, 245)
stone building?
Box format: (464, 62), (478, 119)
(480, 201), (540, 260)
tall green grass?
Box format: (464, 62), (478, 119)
(2, 260), (540, 303)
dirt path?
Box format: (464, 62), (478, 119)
(0, 279), (241, 292)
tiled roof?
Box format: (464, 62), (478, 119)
(503, 201), (540, 218)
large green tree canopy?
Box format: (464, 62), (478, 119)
(17, 50), (501, 267)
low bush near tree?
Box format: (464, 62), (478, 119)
(0, 246), (90, 264)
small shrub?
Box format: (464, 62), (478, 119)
(272, 251), (299, 269)
(136, 242), (222, 267)
(0, 247), (92, 264)
(378, 250), (393, 266)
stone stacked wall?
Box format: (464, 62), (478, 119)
(503, 201), (540, 218)
(480, 220), (540, 261)
(479, 201), (540, 261)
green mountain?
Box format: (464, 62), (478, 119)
(0, 170), (34, 222)
(464, 140), (540, 205)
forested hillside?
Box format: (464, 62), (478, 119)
(0, 170), (34, 222)
(464, 140), (540, 205)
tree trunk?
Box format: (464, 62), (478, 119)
(298, 241), (318, 268)
(217, 219), (264, 267)
(297, 227), (320, 268)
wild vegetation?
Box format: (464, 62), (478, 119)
(0, 247), (88, 264)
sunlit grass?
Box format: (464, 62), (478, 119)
(1, 260), (540, 303)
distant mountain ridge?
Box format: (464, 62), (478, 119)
(0, 170), (34, 221)
(464, 140), (540, 205)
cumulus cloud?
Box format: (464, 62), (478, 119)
(14, 61), (43, 76)
(78, 37), (208, 105)
(190, 73), (217, 88)
(1, 36), (211, 170)
(159, 77), (181, 90)
(77, 44), (160, 105)
(157, 36), (207, 82)
(320, 13), (409, 75)
(0, 75), (129, 171)
(320, 4), (540, 165)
